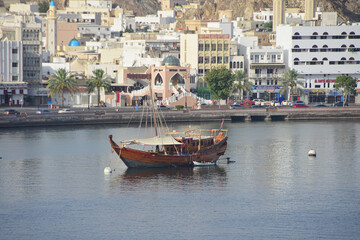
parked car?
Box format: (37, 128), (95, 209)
(271, 101), (281, 107)
(332, 101), (348, 107)
(291, 100), (305, 106)
(260, 100), (270, 106)
(36, 109), (53, 114)
(157, 105), (170, 110)
(253, 99), (264, 105)
(230, 104), (245, 109)
(314, 104), (328, 108)
(58, 109), (75, 113)
(3, 109), (20, 115)
(281, 100), (292, 106)
(292, 103), (309, 108)
(239, 99), (255, 105)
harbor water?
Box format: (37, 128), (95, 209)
(0, 121), (359, 239)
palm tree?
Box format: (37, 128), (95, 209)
(47, 68), (78, 107)
(87, 69), (112, 106)
(279, 69), (304, 101)
(233, 70), (253, 100)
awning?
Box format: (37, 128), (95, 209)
(125, 135), (182, 146)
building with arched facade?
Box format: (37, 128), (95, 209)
(126, 56), (191, 106)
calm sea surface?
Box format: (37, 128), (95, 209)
(0, 121), (359, 240)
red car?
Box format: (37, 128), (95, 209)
(292, 104), (309, 108)
(239, 99), (255, 105)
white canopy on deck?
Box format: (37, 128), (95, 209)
(125, 136), (182, 146)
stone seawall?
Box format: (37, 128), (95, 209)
(1, 108), (360, 128)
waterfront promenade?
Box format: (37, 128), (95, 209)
(1, 105), (360, 128)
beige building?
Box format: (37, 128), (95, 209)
(57, 22), (79, 48)
(305, 0), (316, 21)
(46, 0), (57, 57)
(273, 0), (285, 32)
(243, 30), (273, 46)
(183, 19), (209, 33)
(180, 33), (231, 88)
(9, 3), (39, 13)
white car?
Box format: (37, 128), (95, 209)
(271, 101), (281, 107)
(281, 100), (292, 106)
(254, 99), (264, 105)
(58, 109), (75, 113)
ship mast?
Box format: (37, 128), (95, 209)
(148, 76), (158, 137)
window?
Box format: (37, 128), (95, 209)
(12, 49), (18, 54)
(199, 44), (203, 51)
(12, 76), (18, 81)
(211, 44), (216, 51)
(211, 56), (216, 64)
(198, 69), (203, 74)
(218, 44), (222, 51)
(12, 62), (18, 67)
(204, 56), (209, 64)
(217, 56), (222, 64)
(224, 44), (228, 51)
(198, 56), (203, 64)
(205, 44), (210, 51)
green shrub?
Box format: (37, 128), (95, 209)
(175, 105), (184, 110)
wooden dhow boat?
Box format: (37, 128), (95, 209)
(109, 128), (227, 168)
(108, 85), (228, 168)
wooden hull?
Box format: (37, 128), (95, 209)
(109, 135), (228, 168)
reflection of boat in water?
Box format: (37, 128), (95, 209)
(108, 166), (227, 190)
(108, 83), (228, 168)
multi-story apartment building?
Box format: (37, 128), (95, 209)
(180, 34), (232, 88)
(276, 24), (360, 103)
(247, 46), (285, 99)
(0, 14), (44, 105)
(0, 38), (27, 106)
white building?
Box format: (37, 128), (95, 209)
(0, 38), (27, 106)
(253, 8), (273, 23)
(246, 46), (285, 99)
(276, 24), (360, 102)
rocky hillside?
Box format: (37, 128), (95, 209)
(187, 0), (359, 23)
(4, 0), (358, 22)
